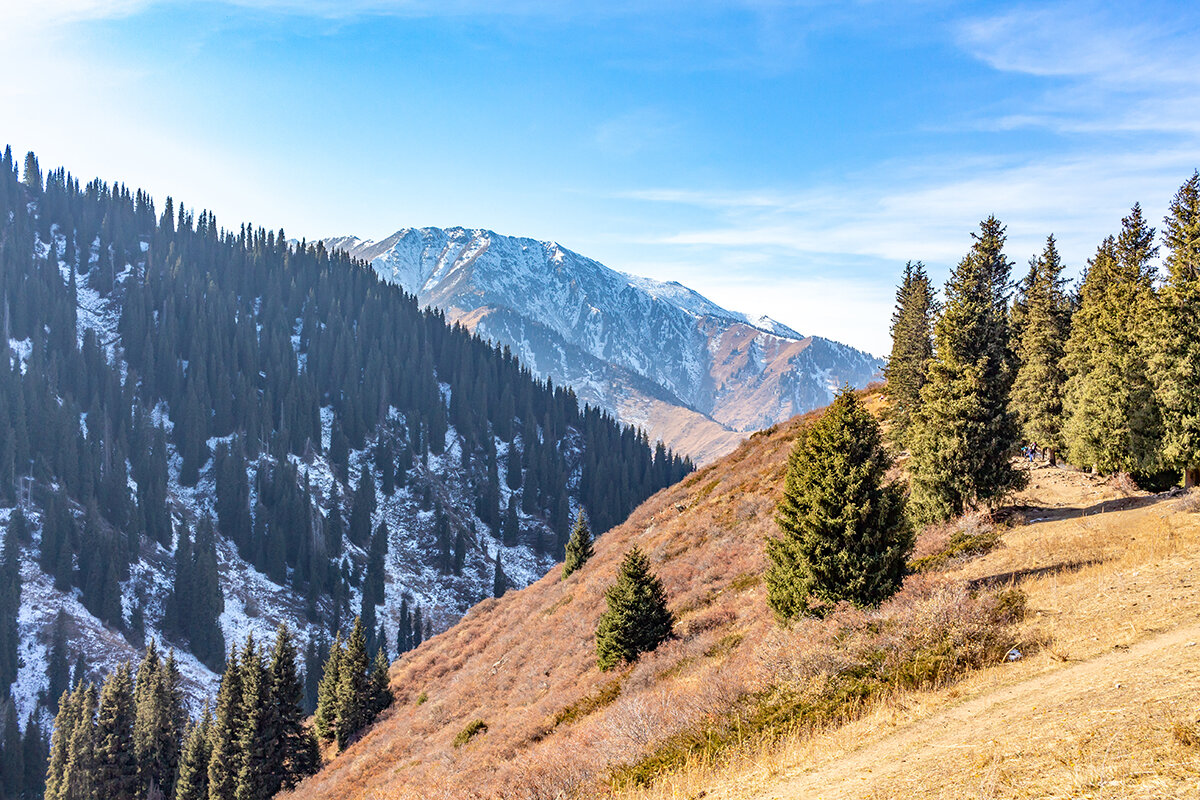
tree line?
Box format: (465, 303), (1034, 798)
(762, 170), (1200, 624)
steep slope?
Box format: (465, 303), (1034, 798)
(0, 152), (687, 735)
(287, 409), (1200, 800)
(325, 228), (882, 463)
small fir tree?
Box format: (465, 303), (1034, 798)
(594, 547), (674, 671)
(561, 510), (594, 579)
(766, 388), (912, 620)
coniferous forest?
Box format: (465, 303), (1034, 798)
(0, 148), (691, 799)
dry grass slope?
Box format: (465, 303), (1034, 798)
(287, 392), (1200, 800)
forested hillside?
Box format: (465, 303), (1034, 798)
(0, 147), (690, 799)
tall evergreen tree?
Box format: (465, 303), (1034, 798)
(884, 261), (935, 443)
(909, 217), (1025, 521)
(47, 612), (72, 714)
(595, 547), (673, 671)
(561, 510), (593, 579)
(206, 652), (243, 800)
(1011, 236), (1071, 463)
(0, 512), (21, 692)
(1063, 205), (1161, 474)
(234, 638), (275, 800)
(334, 618), (369, 750)
(312, 634), (342, 743)
(173, 706), (211, 800)
(1149, 172), (1200, 487)
(766, 388), (912, 621)
(95, 663), (139, 800)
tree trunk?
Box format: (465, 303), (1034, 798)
(1048, 448), (1057, 467)
(1186, 467), (1200, 489)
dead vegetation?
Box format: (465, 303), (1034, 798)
(284, 393), (1200, 800)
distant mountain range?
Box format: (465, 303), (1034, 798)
(324, 228), (883, 463)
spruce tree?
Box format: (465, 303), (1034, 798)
(46, 684), (84, 800)
(0, 697), (22, 799)
(267, 625), (318, 791)
(64, 683), (98, 800)
(1063, 205), (1161, 474)
(47, 611), (71, 713)
(206, 653), (243, 800)
(766, 388), (912, 621)
(335, 618), (368, 750)
(312, 634), (342, 743)
(1149, 172), (1200, 487)
(1011, 236), (1071, 463)
(595, 547), (673, 671)
(367, 649), (392, 717)
(884, 261), (935, 443)
(234, 638), (275, 800)
(95, 663), (139, 800)
(0, 512), (21, 690)
(22, 711), (47, 800)
(909, 217), (1025, 521)
(134, 642), (180, 800)
(173, 706), (211, 800)
(492, 552), (508, 599)
(561, 510), (593, 579)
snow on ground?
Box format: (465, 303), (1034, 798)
(7, 242), (571, 730)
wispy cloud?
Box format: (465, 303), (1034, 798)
(625, 145), (1199, 278)
(956, 2), (1200, 136)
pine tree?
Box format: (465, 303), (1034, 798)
(64, 683), (98, 800)
(335, 618), (369, 750)
(1011, 236), (1071, 463)
(95, 663), (139, 800)
(502, 496), (519, 548)
(561, 510), (593, 579)
(173, 706), (211, 800)
(46, 684), (84, 800)
(206, 653), (243, 800)
(312, 634), (342, 743)
(766, 388), (912, 620)
(0, 697), (22, 799)
(884, 261), (935, 443)
(492, 552), (508, 599)
(134, 642), (180, 800)
(266, 627), (319, 789)
(595, 547), (674, 671)
(234, 638), (275, 800)
(0, 512), (22, 691)
(367, 649), (392, 718)
(909, 217), (1025, 521)
(47, 612), (71, 713)
(1149, 172), (1200, 487)
(1063, 205), (1161, 475)
(22, 711), (47, 800)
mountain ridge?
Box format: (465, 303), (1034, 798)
(323, 227), (882, 463)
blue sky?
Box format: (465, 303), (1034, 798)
(3, 0), (1199, 353)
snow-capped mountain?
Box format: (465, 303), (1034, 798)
(326, 228), (883, 463)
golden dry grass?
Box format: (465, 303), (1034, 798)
(286, 393), (1200, 800)
(621, 465), (1200, 800)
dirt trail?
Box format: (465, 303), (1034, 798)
(740, 621), (1200, 799)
